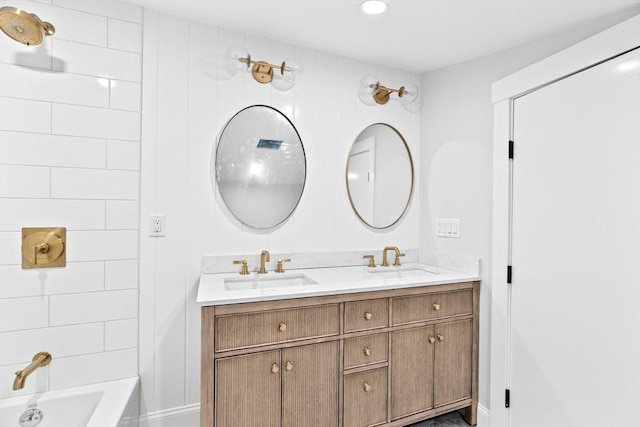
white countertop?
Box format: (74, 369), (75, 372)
(197, 263), (480, 306)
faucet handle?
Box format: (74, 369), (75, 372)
(394, 252), (405, 266)
(233, 260), (249, 275)
(363, 255), (376, 268)
(275, 258), (291, 273)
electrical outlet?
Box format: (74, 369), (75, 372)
(149, 215), (166, 237)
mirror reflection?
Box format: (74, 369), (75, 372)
(346, 123), (414, 228)
(215, 105), (306, 229)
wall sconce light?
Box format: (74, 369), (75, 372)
(225, 45), (303, 91)
(358, 74), (421, 112)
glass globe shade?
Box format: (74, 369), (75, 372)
(282, 58), (303, 82)
(271, 74), (295, 91)
(225, 45), (250, 75)
(358, 74), (379, 106)
(399, 83), (419, 106)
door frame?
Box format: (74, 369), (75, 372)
(489, 14), (640, 427)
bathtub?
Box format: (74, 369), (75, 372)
(0, 377), (139, 427)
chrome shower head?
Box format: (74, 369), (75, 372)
(0, 6), (54, 46)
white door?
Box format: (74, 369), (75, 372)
(510, 49), (640, 426)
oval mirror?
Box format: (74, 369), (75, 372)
(215, 105), (306, 229)
(346, 123), (414, 228)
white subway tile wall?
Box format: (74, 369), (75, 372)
(105, 259), (138, 290)
(105, 318), (138, 351)
(0, 98), (52, 133)
(0, 0), (141, 398)
(0, 132), (107, 168)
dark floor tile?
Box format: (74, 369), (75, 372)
(407, 410), (471, 427)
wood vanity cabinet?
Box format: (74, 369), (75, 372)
(201, 281), (479, 427)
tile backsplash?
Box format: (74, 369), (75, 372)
(0, 0), (142, 398)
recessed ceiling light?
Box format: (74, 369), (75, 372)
(360, 0), (388, 15)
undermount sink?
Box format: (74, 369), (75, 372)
(368, 267), (440, 279)
(224, 274), (317, 291)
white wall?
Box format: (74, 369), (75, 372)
(139, 11), (421, 419)
(418, 10), (639, 415)
(0, 0), (141, 398)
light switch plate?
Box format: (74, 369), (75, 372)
(436, 218), (460, 238)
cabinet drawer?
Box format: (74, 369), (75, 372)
(344, 298), (388, 332)
(391, 290), (472, 325)
(215, 304), (339, 351)
(344, 333), (388, 369)
(344, 367), (388, 427)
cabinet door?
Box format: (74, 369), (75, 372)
(282, 341), (339, 427)
(344, 367), (388, 427)
(390, 326), (434, 419)
(434, 319), (472, 407)
(215, 351), (281, 427)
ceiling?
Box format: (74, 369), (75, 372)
(124, 0), (640, 73)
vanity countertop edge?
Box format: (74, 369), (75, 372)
(197, 263), (480, 306)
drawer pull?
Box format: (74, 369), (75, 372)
(437, 334), (444, 342)
(285, 361), (293, 371)
(428, 336), (435, 344)
(363, 382), (372, 392)
(364, 312), (372, 320)
(271, 363), (279, 374)
(433, 303), (440, 311)
(364, 347), (372, 356)
(279, 322), (287, 332)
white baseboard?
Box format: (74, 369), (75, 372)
(138, 404), (199, 427)
(477, 403), (490, 427)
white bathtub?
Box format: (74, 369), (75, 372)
(0, 377), (139, 427)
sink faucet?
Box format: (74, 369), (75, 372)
(259, 250), (270, 274)
(13, 352), (51, 390)
(382, 246), (405, 267)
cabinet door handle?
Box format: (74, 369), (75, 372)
(437, 334), (444, 342)
(433, 303), (440, 311)
(271, 363), (279, 374)
(428, 336), (435, 344)
(285, 361), (293, 371)
(364, 347), (372, 356)
(364, 311), (372, 320)
(363, 382), (372, 392)
(279, 322), (287, 332)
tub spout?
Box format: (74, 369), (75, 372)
(13, 351), (51, 390)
